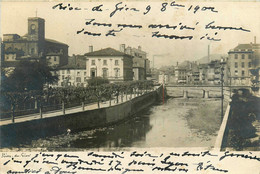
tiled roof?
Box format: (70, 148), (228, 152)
(84, 48), (133, 57)
(45, 39), (68, 46)
(232, 43), (260, 50)
(58, 63), (86, 70)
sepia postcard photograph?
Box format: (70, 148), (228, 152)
(0, 0), (259, 173)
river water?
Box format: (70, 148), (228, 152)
(24, 88), (224, 150)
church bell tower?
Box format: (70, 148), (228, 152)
(27, 17), (45, 57)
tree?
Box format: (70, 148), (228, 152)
(2, 60), (58, 92)
(87, 77), (109, 86)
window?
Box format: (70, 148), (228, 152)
(235, 54), (238, 59)
(62, 70), (65, 74)
(234, 70), (238, 76)
(67, 70), (70, 74)
(242, 54), (245, 59)
(115, 60), (119, 66)
(54, 56), (57, 61)
(103, 60), (107, 65)
(77, 71), (80, 76)
(248, 62), (251, 68)
(62, 75), (65, 80)
(242, 62), (245, 68)
(235, 62), (238, 68)
(102, 68), (108, 78)
(242, 70), (245, 76)
(114, 68), (120, 78)
(76, 77), (81, 82)
(84, 71), (87, 76)
(31, 48), (35, 54)
(91, 68), (96, 78)
(249, 54), (252, 59)
(91, 60), (95, 65)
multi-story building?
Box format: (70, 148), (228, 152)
(174, 66), (187, 84)
(52, 63), (87, 87)
(124, 45), (149, 81)
(2, 17), (68, 68)
(199, 64), (208, 84)
(84, 47), (133, 82)
(228, 39), (260, 86)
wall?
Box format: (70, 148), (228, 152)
(0, 86), (163, 147)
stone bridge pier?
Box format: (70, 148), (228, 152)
(183, 90), (188, 98)
(202, 90), (210, 98)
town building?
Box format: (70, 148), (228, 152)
(199, 64), (208, 84)
(84, 46), (133, 82)
(52, 63), (87, 87)
(124, 45), (150, 81)
(228, 38), (260, 86)
(174, 66), (187, 84)
(2, 17), (68, 68)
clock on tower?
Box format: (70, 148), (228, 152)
(27, 17), (45, 41)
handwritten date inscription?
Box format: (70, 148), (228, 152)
(52, 2), (251, 42)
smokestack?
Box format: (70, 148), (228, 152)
(89, 45), (93, 52)
(120, 44), (125, 52)
(254, 36), (256, 44)
(208, 45), (210, 63)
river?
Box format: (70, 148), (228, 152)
(23, 88), (225, 151)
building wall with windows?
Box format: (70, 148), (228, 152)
(125, 46), (149, 80)
(52, 64), (87, 87)
(228, 43), (260, 85)
(84, 48), (133, 82)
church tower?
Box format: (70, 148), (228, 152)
(27, 17), (45, 57)
(27, 17), (45, 41)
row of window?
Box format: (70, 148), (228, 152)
(234, 70), (246, 76)
(234, 54), (252, 59)
(61, 75), (88, 82)
(60, 68), (121, 81)
(90, 68), (120, 78)
(61, 70), (87, 76)
(91, 59), (119, 66)
(234, 62), (251, 68)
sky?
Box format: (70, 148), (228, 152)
(1, 1), (260, 68)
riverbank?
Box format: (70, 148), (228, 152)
(0, 85), (165, 148)
(224, 90), (260, 151)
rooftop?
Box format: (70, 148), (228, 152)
(229, 43), (260, 52)
(84, 48), (133, 57)
(58, 63), (86, 70)
(45, 39), (68, 46)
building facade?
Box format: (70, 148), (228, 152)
(2, 17), (68, 68)
(84, 47), (133, 82)
(52, 64), (87, 87)
(124, 45), (149, 81)
(228, 40), (260, 86)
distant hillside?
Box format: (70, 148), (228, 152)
(197, 54), (227, 64)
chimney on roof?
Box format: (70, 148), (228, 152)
(254, 36), (256, 44)
(89, 45), (93, 52)
(138, 46), (141, 50)
(120, 44), (125, 53)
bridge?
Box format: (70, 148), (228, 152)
(165, 85), (253, 99)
